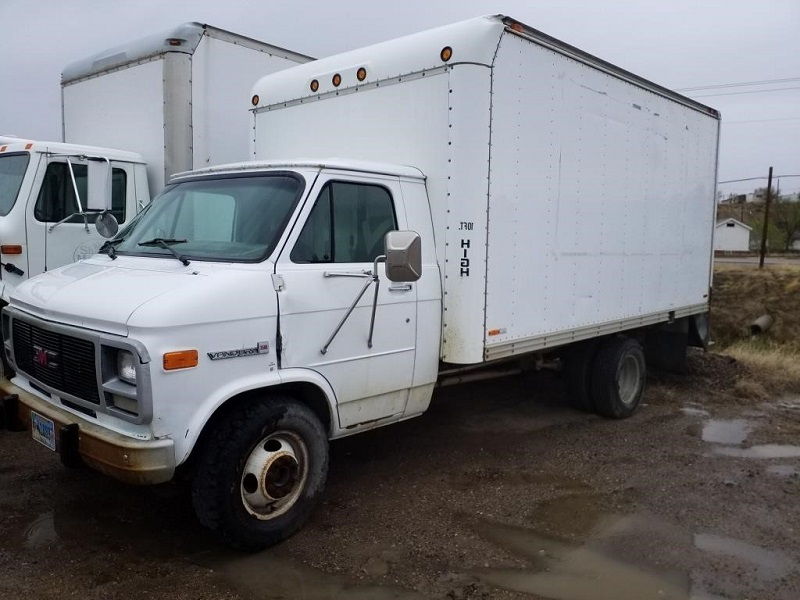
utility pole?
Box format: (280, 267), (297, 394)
(758, 166), (773, 269)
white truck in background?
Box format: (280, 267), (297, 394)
(0, 23), (311, 303)
(0, 15), (719, 550)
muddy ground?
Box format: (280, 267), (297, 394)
(1, 350), (798, 600)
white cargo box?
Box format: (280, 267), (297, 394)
(62, 23), (313, 196)
(251, 15), (720, 364)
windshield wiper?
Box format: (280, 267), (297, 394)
(137, 238), (190, 266)
(99, 237), (125, 260)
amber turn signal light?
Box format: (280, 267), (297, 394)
(163, 349), (198, 371)
(0, 245), (22, 255)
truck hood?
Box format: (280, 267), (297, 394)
(9, 256), (276, 336)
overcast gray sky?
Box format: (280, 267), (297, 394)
(1, 0), (798, 193)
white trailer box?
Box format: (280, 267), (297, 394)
(62, 23), (313, 196)
(251, 15), (720, 364)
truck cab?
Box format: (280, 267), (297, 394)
(0, 137), (148, 302)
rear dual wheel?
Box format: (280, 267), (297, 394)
(565, 336), (646, 419)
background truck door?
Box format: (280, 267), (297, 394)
(26, 158), (131, 273)
(276, 173), (417, 429)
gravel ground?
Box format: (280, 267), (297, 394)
(0, 350), (798, 600)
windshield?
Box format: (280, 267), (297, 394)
(0, 153), (30, 216)
(114, 173), (304, 262)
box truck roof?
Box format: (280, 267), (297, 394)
(62, 22), (313, 84)
(170, 158), (425, 181)
(251, 14), (718, 119)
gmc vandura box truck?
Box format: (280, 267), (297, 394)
(0, 24), (311, 304)
(0, 15), (719, 549)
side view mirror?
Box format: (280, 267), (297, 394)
(86, 158), (112, 212)
(95, 212), (119, 238)
(384, 230), (421, 282)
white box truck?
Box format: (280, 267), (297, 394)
(0, 23), (311, 303)
(0, 16), (719, 549)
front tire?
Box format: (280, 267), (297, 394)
(191, 397), (328, 550)
(590, 336), (646, 419)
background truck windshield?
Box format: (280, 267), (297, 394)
(114, 174), (303, 262)
(0, 153), (30, 216)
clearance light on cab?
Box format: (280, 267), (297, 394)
(331, 73), (342, 87)
(251, 94), (260, 106)
(310, 79), (319, 92)
(163, 349), (199, 371)
(440, 46), (453, 62)
(0, 245), (22, 255)
(357, 67), (367, 81)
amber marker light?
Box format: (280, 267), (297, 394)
(163, 349), (198, 371)
(251, 94), (260, 106)
(1, 245), (22, 255)
(332, 73), (342, 87)
(440, 46), (453, 62)
(357, 67), (367, 81)
(310, 79), (319, 92)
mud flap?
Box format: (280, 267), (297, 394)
(645, 318), (688, 374)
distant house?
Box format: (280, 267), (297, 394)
(714, 218), (752, 252)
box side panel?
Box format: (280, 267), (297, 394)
(62, 59), (165, 194)
(485, 32), (718, 353)
(193, 36), (306, 170)
(442, 65), (492, 364)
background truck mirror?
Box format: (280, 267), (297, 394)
(384, 230), (421, 282)
(86, 159), (112, 211)
(95, 212), (119, 238)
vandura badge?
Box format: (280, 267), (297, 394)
(207, 342), (270, 361)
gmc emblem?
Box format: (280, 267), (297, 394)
(32, 345), (58, 369)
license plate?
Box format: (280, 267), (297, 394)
(31, 411), (56, 452)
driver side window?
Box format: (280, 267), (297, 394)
(291, 181), (396, 264)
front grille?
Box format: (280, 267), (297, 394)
(12, 319), (99, 404)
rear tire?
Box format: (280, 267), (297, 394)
(590, 336), (646, 419)
(563, 341), (599, 412)
(191, 396), (328, 550)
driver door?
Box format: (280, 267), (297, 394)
(27, 158), (130, 273)
(275, 172), (418, 429)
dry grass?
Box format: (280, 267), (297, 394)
(711, 264), (800, 351)
(723, 340), (800, 394)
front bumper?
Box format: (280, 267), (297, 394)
(0, 378), (174, 485)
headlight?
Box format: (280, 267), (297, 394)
(117, 350), (137, 384)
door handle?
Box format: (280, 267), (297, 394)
(323, 270), (371, 278)
(388, 284), (412, 292)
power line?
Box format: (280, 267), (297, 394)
(718, 175), (800, 184)
(690, 86), (800, 98)
(676, 76), (800, 92)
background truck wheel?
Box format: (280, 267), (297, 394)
(591, 336), (646, 419)
(191, 397), (328, 550)
(563, 340), (599, 412)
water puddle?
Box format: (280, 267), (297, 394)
(469, 516), (690, 600)
(194, 551), (425, 600)
(701, 419), (751, 445)
(766, 464), (799, 477)
(713, 444), (800, 459)
(694, 533), (795, 581)
(23, 512), (58, 549)
(681, 406), (710, 418)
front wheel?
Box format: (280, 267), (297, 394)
(191, 397), (328, 550)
